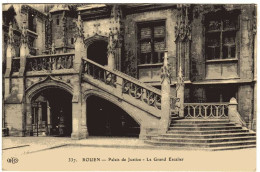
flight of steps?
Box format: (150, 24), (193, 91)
(145, 119), (256, 151)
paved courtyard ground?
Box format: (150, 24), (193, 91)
(2, 137), (257, 171)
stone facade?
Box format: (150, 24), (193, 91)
(2, 4), (257, 139)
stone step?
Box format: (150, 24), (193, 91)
(168, 126), (242, 131)
(161, 132), (256, 139)
(152, 136), (256, 143)
(169, 123), (235, 127)
(144, 140), (256, 148)
(206, 145), (256, 151)
(167, 129), (250, 135)
(170, 119), (230, 124)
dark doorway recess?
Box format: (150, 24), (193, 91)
(31, 88), (72, 137)
(87, 95), (140, 137)
(87, 41), (108, 66)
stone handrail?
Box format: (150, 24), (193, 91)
(184, 102), (229, 119)
(82, 57), (179, 111)
(26, 53), (74, 72)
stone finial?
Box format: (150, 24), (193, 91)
(229, 97), (238, 105)
(76, 12), (84, 39)
(161, 52), (171, 84)
(7, 22), (15, 46)
(21, 22), (28, 44)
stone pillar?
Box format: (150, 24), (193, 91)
(71, 12), (86, 140)
(228, 97), (246, 127)
(47, 101), (52, 134)
(81, 100), (88, 138)
(38, 103), (42, 125)
(71, 94), (84, 139)
(160, 52), (171, 134)
(176, 67), (185, 118)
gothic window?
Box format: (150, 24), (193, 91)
(138, 21), (166, 64)
(205, 11), (239, 60)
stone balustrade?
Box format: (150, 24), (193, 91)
(26, 53), (74, 72)
(82, 57), (179, 111)
(184, 102), (229, 119)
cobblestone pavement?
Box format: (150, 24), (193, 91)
(2, 137), (256, 171)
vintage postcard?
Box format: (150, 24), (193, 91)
(1, 3), (257, 171)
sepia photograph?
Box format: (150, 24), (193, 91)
(1, 3), (257, 171)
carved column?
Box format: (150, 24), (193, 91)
(175, 5), (191, 117)
(108, 5), (123, 70)
(160, 52), (171, 134)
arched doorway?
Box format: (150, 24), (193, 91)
(31, 88), (72, 137)
(87, 95), (140, 137)
(87, 40), (108, 66)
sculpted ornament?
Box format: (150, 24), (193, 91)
(161, 54), (172, 84)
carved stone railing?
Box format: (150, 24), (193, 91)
(82, 58), (117, 87)
(12, 57), (20, 73)
(184, 103), (229, 119)
(82, 57), (179, 111)
(26, 53), (74, 72)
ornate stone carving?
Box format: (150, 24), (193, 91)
(175, 5), (191, 41)
(75, 12), (84, 41)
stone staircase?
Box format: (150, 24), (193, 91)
(145, 119), (256, 151)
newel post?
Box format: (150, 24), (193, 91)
(160, 51), (171, 134)
(228, 97), (246, 127)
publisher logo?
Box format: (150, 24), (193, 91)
(7, 157), (19, 164)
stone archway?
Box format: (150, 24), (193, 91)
(25, 76), (74, 137)
(30, 88), (72, 136)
